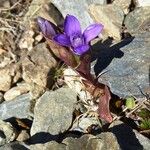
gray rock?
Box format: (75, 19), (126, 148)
(0, 141), (29, 150)
(109, 120), (150, 150)
(124, 7), (150, 35)
(92, 33), (150, 98)
(22, 43), (57, 88)
(63, 135), (97, 150)
(113, 0), (131, 14)
(51, 0), (107, 29)
(0, 120), (17, 146)
(96, 133), (120, 150)
(134, 130), (150, 150)
(30, 135), (103, 150)
(31, 87), (77, 136)
(65, 121), (150, 150)
(30, 141), (66, 150)
(0, 93), (33, 120)
(63, 133), (120, 150)
(30, 120), (150, 150)
(89, 4), (124, 40)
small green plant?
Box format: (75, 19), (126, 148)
(125, 97), (136, 109)
(138, 108), (150, 130)
(140, 119), (150, 130)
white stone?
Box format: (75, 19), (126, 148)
(4, 83), (30, 101)
(136, 0), (150, 7)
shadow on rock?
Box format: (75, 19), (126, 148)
(91, 37), (134, 76)
(26, 130), (84, 145)
(26, 132), (64, 144)
(4, 117), (32, 131)
(10, 142), (29, 150)
(109, 123), (143, 150)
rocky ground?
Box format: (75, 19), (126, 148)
(0, 0), (150, 149)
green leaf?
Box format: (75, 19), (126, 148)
(138, 108), (150, 119)
(125, 97), (135, 109)
(140, 119), (150, 130)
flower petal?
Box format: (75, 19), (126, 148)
(73, 44), (90, 55)
(37, 17), (56, 38)
(83, 23), (104, 43)
(64, 15), (82, 36)
(53, 34), (71, 46)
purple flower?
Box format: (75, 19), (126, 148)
(37, 17), (56, 38)
(54, 15), (103, 55)
(37, 15), (103, 55)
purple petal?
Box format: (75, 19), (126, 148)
(53, 34), (71, 46)
(37, 17), (56, 37)
(64, 15), (82, 36)
(83, 23), (104, 43)
(73, 44), (90, 55)
(70, 35), (83, 48)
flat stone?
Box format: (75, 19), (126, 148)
(63, 133), (120, 150)
(4, 83), (30, 101)
(92, 33), (150, 98)
(89, 4), (124, 40)
(124, 7), (150, 34)
(0, 120), (17, 146)
(51, 0), (107, 29)
(22, 43), (57, 88)
(113, 0), (131, 14)
(0, 93), (33, 120)
(31, 87), (77, 136)
(62, 135), (96, 150)
(96, 133), (120, 150)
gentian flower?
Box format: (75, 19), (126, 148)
(37, 15), (103, 56)
(54, 15), (103, 55)
(37, 16), (112, 123)
(37, 17), (56, 38)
